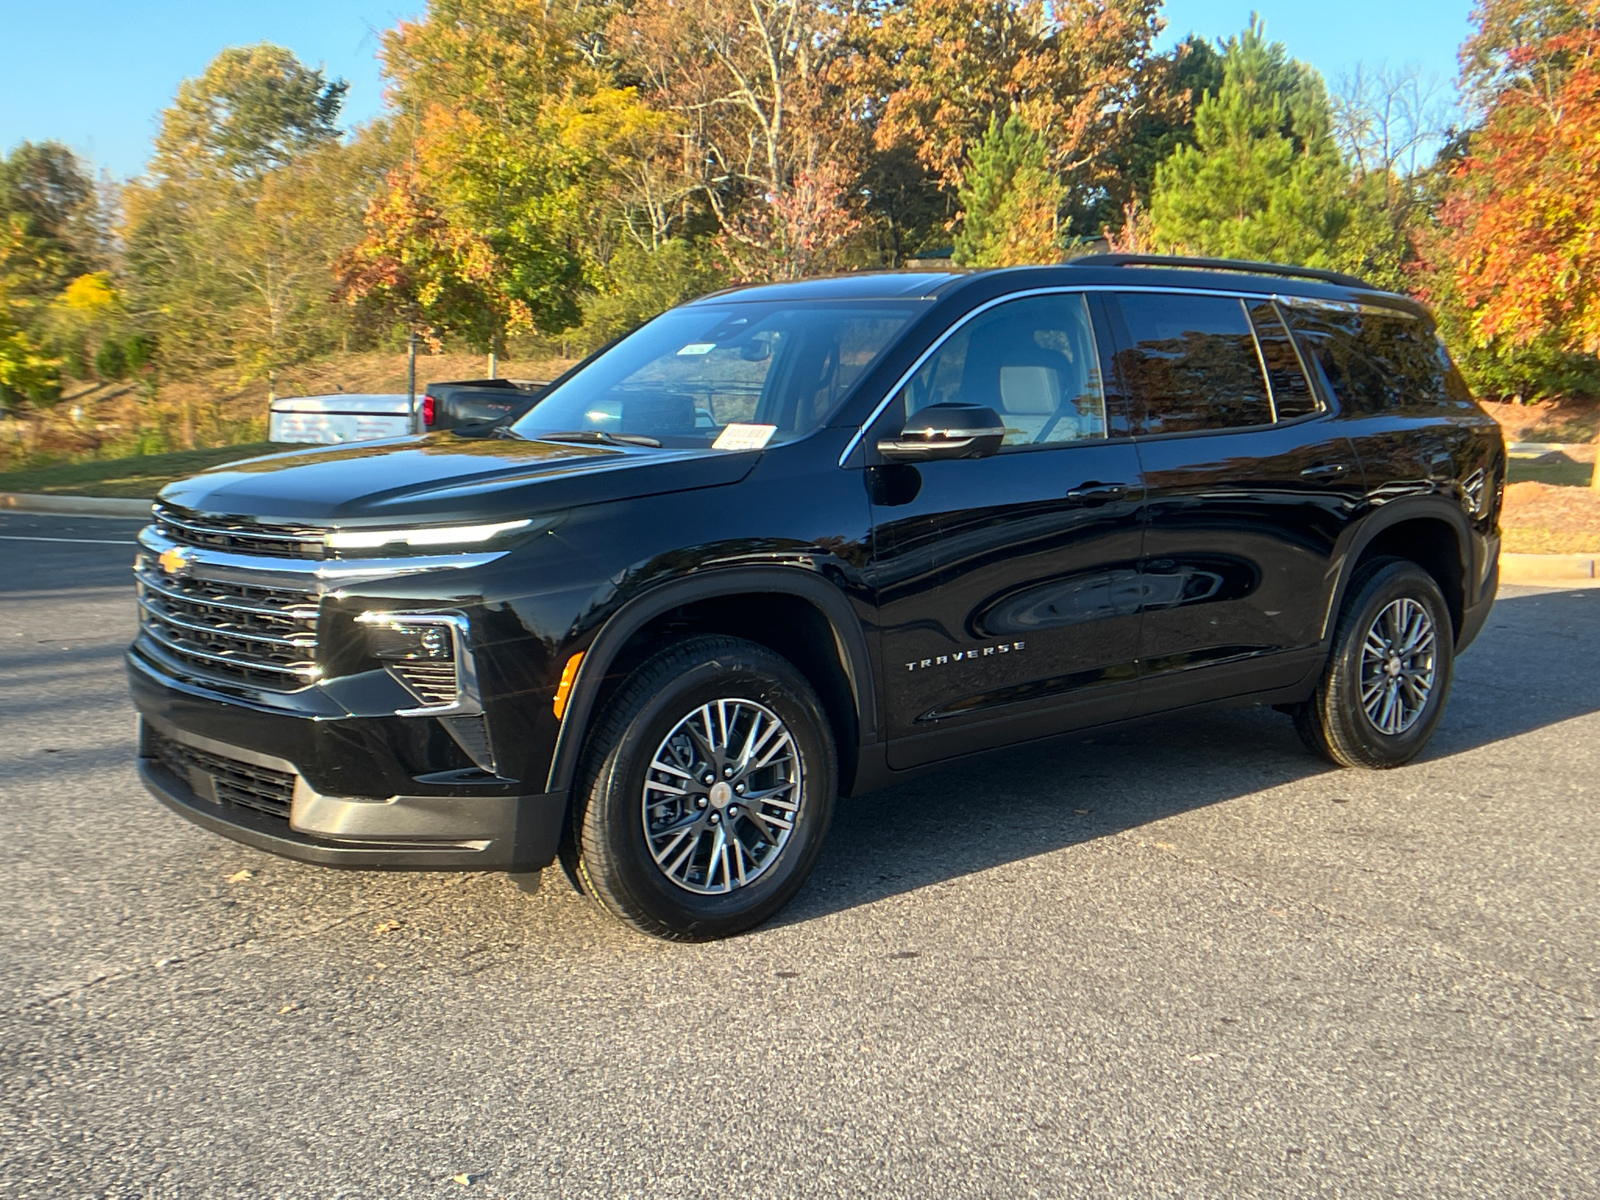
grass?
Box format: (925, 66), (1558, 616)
(1502, 527), (1600, 554)
(1507, 456), (1596, 488)
(0, 443), (288, 498)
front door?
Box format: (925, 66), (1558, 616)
(1106, 290), (1366, 713)
(865, 292), (1146, 769)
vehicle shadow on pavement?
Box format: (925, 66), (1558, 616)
(777, 587), (1600, 928)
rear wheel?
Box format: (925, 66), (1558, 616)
(1295, 559), (1454, 769)
(564, 635), (836, 941)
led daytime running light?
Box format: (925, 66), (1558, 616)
(324, 518), (532, 551)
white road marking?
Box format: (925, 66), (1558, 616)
(0, 535), (134, 545)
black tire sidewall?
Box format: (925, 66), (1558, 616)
(583, 643), (835, 939)
(1325, 562), (1455, 767)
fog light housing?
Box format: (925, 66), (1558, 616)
(357, 612), (477, 714)
(357, 611), (496, 773)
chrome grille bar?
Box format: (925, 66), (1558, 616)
(137, 619), (319, 683)
(133, 569), (320, 621)
(135, 590), (315, 651)
(155, 506), (327, 559)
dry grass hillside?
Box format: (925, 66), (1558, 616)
(0, 350), (578, 469)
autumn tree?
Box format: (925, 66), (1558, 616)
(613, 0), (865, 275)
(0, 142), (104, 406)
(371, 0), (733, 343)
(865, 0), (1169, 231)
(1431, 4), (1600, 367)
(335, 160), (508, 351)
(124, 45), (376, 399)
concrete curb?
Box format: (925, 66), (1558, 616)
(1501, 553), (1600, 585)
(0, 492), (154, 518)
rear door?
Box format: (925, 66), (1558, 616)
(1106, 290), (1366, 713)
(866, 292), (1146, 769)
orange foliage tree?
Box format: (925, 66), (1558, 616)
(863, 0), (1169, 203)
(1434, 6), (1600, 355)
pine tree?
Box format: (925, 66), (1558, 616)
(1149, 19), (1353, 267)
(952, 114), (1065, 268)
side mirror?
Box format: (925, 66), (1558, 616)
(876, 403), (1006, 462)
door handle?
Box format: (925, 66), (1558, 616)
(1300, 463), (1347, 480)
(1066, 481), (1130, 505)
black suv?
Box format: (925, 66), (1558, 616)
(129, 256), (1503, 941)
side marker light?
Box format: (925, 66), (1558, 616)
(553, 651), (584, 719)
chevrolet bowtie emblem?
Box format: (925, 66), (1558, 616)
(158, 546), (190, 575)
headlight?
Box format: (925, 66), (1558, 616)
(325, 518), (532, 551)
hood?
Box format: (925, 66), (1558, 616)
(157, 434), (761, 523)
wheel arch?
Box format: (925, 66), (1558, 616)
(543, 567), (876, 797)
(1327, 500), (1473, 646)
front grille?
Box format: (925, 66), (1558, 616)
(148, 730), (295, 820)
(154, 505), (327, 560)
(135, 558), (320, 690)
(391, 661), (460, 707)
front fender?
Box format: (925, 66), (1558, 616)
(542, 565), (877, 796)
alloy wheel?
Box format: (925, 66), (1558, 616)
(1359, 597), (1438, 736)
(641, 698), (802, 894)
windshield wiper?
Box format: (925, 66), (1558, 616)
(534, 430), (663, 448)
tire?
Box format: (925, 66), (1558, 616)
(563, 635), (837, 941)
(1294, 558), (1455, 769)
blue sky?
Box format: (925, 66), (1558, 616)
(1, 0), (1474, 180)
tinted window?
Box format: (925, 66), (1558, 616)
(893, 293), (1108, 450)
(1114, 294), (1274, 434)
(1283, 303), (1469, 414)
(1247, 301), (1320, 420)
(455, 395), (526, 423)
(513, 302), (915, 448)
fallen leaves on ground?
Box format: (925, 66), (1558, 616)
(1501, 481), (1600, 553)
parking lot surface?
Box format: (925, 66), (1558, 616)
(1, 510), (1596, 1197)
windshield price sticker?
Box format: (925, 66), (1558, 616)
(713, 423), (777, 451)
(676, 342), (717, 356)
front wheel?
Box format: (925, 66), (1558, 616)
(1295, 559), (1455, 769)
(565, 635), (837, 941)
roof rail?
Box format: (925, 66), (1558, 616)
(1069, 253), (1374, 292)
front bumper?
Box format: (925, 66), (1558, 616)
(1456, 549), (1500, 656)
(134, 706), (566, 873)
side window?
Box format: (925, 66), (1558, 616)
(1113, 293), (1274, 434)
(895, 293), (1108, 450)
(1283, 302), (1456, 414)
(1247, 301), (1322, 420)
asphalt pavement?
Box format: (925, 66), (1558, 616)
(1, 510), (1596, 1198)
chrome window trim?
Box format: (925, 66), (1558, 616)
(1277, 294), (1422, 320)
(838, 282), (1396, 465)
(1242, 297), (1281, 424)
(1268, 296), (1334, 417)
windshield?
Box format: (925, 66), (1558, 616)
(511, 301), (919, 449)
